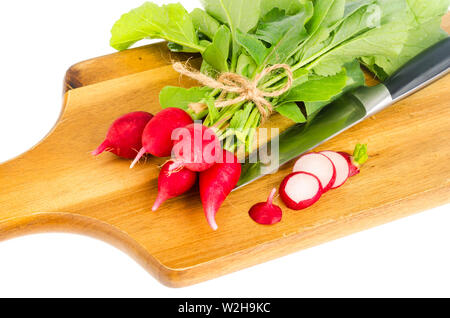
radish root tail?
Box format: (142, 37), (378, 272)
(130, 147), (146, 169)
(152, 193), (166, 212)
(267, 188), (277, 206)
(91, 141), (109, 156)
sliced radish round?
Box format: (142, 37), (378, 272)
(320, 151), (350, 189)
(338, 152), (360, 177)
(293, 152), (336, 192)
(279, 172), (323, 210)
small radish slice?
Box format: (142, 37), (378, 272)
(279, 172), (323, 210)
(293, 153), (336, 192)
(320, 151), (349, 189)
(249, 189), (282, 225)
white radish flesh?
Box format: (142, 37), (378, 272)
(320, 151), (349, 189)
(285, 174), (320, 203)
(279, 172), (323, 210)
(293, 153), (336, 192)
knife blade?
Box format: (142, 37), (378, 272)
(236, 37), (450, 189)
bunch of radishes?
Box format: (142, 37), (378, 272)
(92, 109), (241, 231)
(249, 145), (368, 226)
(92, 109), (368, 230)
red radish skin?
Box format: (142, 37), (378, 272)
(293, 153), (336, 192)
(171, 123), (221, 172)
(199, 150), (242, 231)
(152, 160), (197, 211)
(339, 152), (361, 177)
(130, 108), (193, 168)
(320, 151), (350, 189)
(92, 111), (153, 159)
(248, 189), (282, 225)
(322, 144), (368, 184)
(279, 172), (323, 210)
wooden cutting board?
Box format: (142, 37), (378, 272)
(1, 16), (449, 287)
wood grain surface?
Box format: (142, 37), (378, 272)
(0, 15), (449, 287)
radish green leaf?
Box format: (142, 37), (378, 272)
(110, 2), (202, 52)
(276, 103), (306, 123)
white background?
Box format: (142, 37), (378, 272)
(0, 0), (449, 297)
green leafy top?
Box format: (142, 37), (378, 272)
(353, 143), (369, 165)
(110, 0), (449, 151)
(110, 2), (202, 52)
(362, 0), (450, 79)
(201, 0), (261, 34)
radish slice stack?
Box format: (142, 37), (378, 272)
(293, 153), (336, 192)
(279, 145), (368, 211)
(320, 151), (350, 189)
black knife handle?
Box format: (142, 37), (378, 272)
(384, 37), (450, 101)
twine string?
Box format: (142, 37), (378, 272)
(172, 62), (294, 120)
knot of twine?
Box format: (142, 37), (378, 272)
(172, 62), (293, 120)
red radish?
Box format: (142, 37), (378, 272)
(293, 153), (336, 192)
(130, 108), (193, 168)
(320, 151), (349, 189)
(321, 144), (368, 189)
(279, 172), (322, 210)
(339, 144), (369, 177)
(248, 189), (282, 225)
(152, 160), (197, 211)
(199, 150), (242, 231)
(92, 111), (153, 159)
(171, 123), (221, 172)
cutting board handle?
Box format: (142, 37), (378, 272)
(0, 94), (76, 234)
